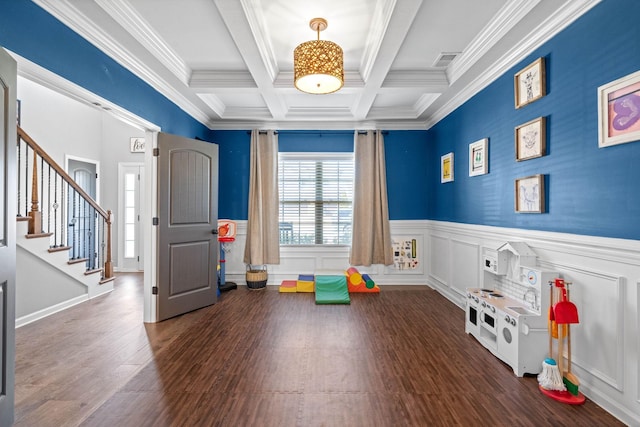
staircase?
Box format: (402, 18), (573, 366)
(15, 126), (115, 326)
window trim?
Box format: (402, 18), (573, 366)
(278, 151), (354, 247)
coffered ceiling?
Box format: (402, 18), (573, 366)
(33, 0), (599, 130)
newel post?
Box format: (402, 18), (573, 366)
(104, 209), (114, 279)
(28, 150), (41, 234)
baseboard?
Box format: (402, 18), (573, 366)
(16, 294), (88, 328)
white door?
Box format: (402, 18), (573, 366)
(119, 163), (144, 271)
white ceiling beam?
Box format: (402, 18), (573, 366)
(351, 0), (423, 120)
(94, 0), (192, 85)
(213, 0), (287, 120)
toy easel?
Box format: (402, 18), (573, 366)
(218, 220), (237, 292)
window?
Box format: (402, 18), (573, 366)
(278, 152), (354, 245)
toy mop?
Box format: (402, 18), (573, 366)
(538, 279), (585, 404)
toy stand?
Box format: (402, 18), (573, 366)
(218, 220), (237, 292)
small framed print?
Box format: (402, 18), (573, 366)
(514, 57), (546, 109)
(515, 117), (546, 161)
(130, 137), (146, 153)
(598, 69), (640, 148)
(468, 138), (488, 176)
(515, 174), (545, 213)
(441, 152), (454, 183)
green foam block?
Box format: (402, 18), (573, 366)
(315, 275), (350, 305)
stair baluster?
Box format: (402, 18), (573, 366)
(16, 126), (114, 280)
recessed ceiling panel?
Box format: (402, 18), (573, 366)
(393, 0), (508, 69)
(128, 0), (246, 69)
(262, 0), (374, 72)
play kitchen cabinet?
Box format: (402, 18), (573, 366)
(465, 242), (558, 376)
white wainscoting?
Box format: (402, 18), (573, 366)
(221, 219), (639, 425)
(424, 220), (640, 426)
(224, 220), (431, 286)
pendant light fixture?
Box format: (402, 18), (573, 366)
(293, 17), (344, 94)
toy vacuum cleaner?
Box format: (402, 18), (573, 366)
(218, 220), (237, 292)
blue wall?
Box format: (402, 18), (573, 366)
(213, 130), (429, 220)
(428, 0), (640, 240)
(4, 0), (639, 240)
(0, 0), (212, 140)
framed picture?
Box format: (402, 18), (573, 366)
(16, 99), (21, 125)
(515, 117), (546, 161)
(515, 174), (545, 213)
(597, 69), (640, 148)
(468, 138), (488, 176)
(514, 57), (546, 109)
(441, 152), (454, 183)
(130, 137), (146, 153)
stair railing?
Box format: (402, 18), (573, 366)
(16, 126), (113, 280)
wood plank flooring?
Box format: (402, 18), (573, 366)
(14, 273), (622, 426)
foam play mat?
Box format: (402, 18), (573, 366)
(315, 275), (351, 305)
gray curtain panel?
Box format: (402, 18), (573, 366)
(349, 130), (393, 266)
(243, 130), (280, 265)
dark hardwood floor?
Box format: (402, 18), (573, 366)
(14, 273), (622, 426)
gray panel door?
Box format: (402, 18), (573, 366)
(157, 133), (218, 321)
(0, 47), (17, 427)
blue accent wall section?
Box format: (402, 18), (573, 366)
(213, 130), (250, 220)
(212, 130), (429, 220)
(384, 131), (429, 220)
(0, 0), (212, 140)
(428, 0), (640, 240)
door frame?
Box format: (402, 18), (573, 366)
(14, 53), (162, 322)
(143, 131), (159, 322)
(64, 155), (100, 204)
(117, 162), (144, 271)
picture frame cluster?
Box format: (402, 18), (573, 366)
(513, 57), (547, 213)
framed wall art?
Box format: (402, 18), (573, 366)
(441, 152), (454, 183)
(597, 69), (640, 148)
(468, 138), (488, 176)
(515, 174), (545, 213)
(514, 57), (546, 109)
(515, 117), (546, 161)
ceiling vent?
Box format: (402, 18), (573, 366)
(433, 52), (460, 68)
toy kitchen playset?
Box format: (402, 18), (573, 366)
(465, 242), (558, 377)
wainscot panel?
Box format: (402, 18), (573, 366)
(426, 220), (640, 426)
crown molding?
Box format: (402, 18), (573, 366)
(94, 0), (191, 85)
(190, 70), (257, 89)
(221, 106), (273, 120)
(208, 118), (428, 131)
(12, 50), (160, 132)
(382, 70), (449, 89)
(448, 0), (541, 85)
(33, 0), (212, 126)
(424, 0), (602, 129)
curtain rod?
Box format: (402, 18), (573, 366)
(245, 130), (389, 135)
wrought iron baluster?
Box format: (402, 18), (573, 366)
(84, 199), (88, 270)
(24, 143), (29, 215)
(72, 189), (78, 260)
(60, 179), (66, 247)
(52, 170), (59, 247)
(47, 163), (51, 236)
(17, 135), (22, 216)
(40, 156), (44, 233)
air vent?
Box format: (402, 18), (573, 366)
(433, 52), (460, 68)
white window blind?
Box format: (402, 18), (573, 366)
(278, 152), (354, 245)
